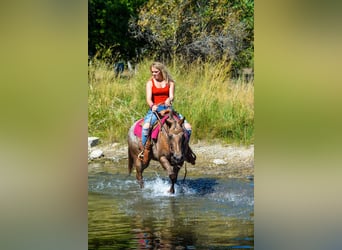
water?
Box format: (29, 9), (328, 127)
(88, 161), (254, 249)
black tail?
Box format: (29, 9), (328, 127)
(128, 144), (134, 175)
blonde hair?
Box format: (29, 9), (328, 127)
(150, 62), (174, 83)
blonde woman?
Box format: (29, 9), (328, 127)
(138, 62), (195, 164)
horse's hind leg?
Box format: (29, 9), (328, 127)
(135, 159), (144, 188)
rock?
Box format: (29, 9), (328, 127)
(213, 159), (227, 165)
(88, 137), (99, 147)
(89, 149), (104, 160)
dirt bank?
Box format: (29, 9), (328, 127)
(89, 141), (254, 179)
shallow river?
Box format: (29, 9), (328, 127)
(88, 160), (254, 249)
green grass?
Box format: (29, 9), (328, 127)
(88, 58), (254, 145)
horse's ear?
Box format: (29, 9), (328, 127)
(178, 117), (185, 126)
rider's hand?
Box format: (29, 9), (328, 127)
(151, 104), (158, 112)
(165, 98), (172, 107)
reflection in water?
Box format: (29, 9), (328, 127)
(88, 162), (254, 249)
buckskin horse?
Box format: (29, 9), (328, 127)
(127, 109), (187, 194)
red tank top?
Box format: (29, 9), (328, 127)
(151, 78), (170, 105)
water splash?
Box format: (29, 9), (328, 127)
(142, 173), (197, 198)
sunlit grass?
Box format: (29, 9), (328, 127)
(88, 58), (254, 145)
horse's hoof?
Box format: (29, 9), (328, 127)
(138, 180), (144, 189)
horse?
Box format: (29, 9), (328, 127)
(127, 110), (187, 194)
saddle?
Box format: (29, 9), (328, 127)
(133, 109), (179, 140)
(133, 117), (165, 140)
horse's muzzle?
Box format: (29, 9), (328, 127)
(171, 154), (184, 164)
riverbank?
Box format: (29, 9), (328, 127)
(89, 141), (254, 179)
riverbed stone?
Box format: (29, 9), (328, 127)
(89, 149), (104, 160)
(88, 137), (99, 147)
(213, 159), (227, 165)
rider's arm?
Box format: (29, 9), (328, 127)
(146, 80), (154, 108)
(166, 81), (175, 106)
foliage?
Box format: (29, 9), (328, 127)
(88, 57), (254, 145)
(88, 0), (254, 74)
(230, 0), (254, 72)
(88, 0), (148, 60)
(129, 0), (254, 71)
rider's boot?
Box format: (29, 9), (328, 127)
(138, 139), (151, 165)
(185, 145), (196, 165)
(138, 127), (149, 161)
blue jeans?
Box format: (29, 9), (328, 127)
(143, 105), (187, 125)
(141, 105), (189, 146)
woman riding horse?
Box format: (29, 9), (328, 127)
(138, 62), (196, 165)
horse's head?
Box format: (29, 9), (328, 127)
(165, 116), (186, 164)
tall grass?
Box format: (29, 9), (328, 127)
(88, 58), (254, 145)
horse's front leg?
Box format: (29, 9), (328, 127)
(160, 156), (179, 194)
(136, 169), (144, 188)
(169, 166), (180, 194)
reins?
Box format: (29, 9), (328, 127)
(153, 110), (169, 137)
(153, 108), (176, 155)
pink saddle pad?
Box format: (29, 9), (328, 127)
(133, 114), (183, 139)
(133, 118), (162, 139)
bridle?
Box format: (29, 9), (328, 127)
(153, 110), (185, 157)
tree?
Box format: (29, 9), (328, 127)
(88, 0), (254, 73)
(88, 0), (148, 61)
(129, 0), (254, 71)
